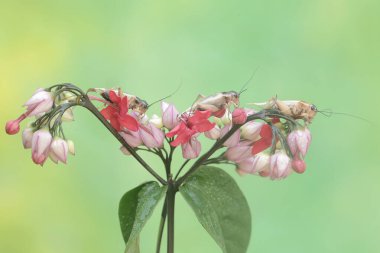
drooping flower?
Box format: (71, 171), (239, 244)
(167, 110), (215, 147)
(287, 128), (312, 157)
(22, 128), (34, 149)
(225, 141), (253, 162)
(236, 153), (270, 175)
(50, 138), (69, 164)
(139, 123), (165, 148)
(120, 130), (143, 147)
(241, 121), (264, 141)
(67, 140), (75, 155)
(269, 151), (291, 180)
(31, 129), (53, 165)
(100, 90), (139, 132)
(24, 89), (54, 117)
(181, 137), (201, 159)
(161, 102), (179, 129)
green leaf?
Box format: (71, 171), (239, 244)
(179, 166), (251, 253)
(119, 181), (167, 253)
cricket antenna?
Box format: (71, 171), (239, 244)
(317, 109), (373, 124)
(239, 66), (260, 95)
(147, 83), (182, 108)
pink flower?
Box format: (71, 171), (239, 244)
(161, 102), (180, 129)
(236, 153), (270, 175)
(232, 108), (247, 124)
(225, 141), (253, 162)
(241, 121), (264, 141)
(22, 128), (34, 149)
(139, 123), (165, 148)
(120, 130), (143, 147)
(50, 138), (69, 164)
(120, 146), (131, 156)
(31, 129), (52, 165)
(287, 128), (311, 157)
(24, 89), (54, 116)
(204, 125), (221, 140)
(220, 124), (241, 147)
(269, 152), (291, 180)
(181, 137), (201, 159)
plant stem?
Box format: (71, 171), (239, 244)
(81, 98), (167, 185)
(156, 197), (168, 253)
(167, 178), (176, 253)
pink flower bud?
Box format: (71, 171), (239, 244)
(181, 138), (201, 159)
(120, 130), (143, 147)
(225, 142), (253, 162)
(270, 152), (291, 180)
(5, 119), (21, 135)
(292, 159), (306, 174)
(232, 108), (247, 124)
(287, 128), (312, 157)
(204, 125), (221, 140)
(139, 123), (165, 148)
(161, 102), (179, 129)
(241, 121), (264, 141)
(237, 153), (270, 175)
(22, 128), (34, 149)
(50, 138), (69, 164)
(24, 89), (54, 116)
(31, 129), (52, 165)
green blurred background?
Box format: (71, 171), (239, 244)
(1, 0), (379, 252)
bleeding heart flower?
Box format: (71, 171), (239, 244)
(139, 123), (165, 148)
(287, 128), (312, 157)
(50, 138), (69, 164)
(220, 124), (241, 147)
(269, 151), (291, 180)
(31, 129), (52, 165)
(24, 89), (54, 117)
(181, 137), (201, 159)
(100, 90), (139, 132)
(22, 128), (34, 149)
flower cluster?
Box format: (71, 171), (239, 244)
(5, 84), (314, 181)
(5, 86), (78, 165)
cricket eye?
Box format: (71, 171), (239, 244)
(311, 104), (317, 111)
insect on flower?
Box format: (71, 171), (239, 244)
(89, 88), (149, 116)
(252, 97), (318, 124)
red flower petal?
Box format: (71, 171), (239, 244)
(166, 123), (184, 138)
(120, 114), (139, 132)
(109, 90), (120, 103)
(192, 121), (215, 132)
(101, 106), (117, 119)
(260, 124), (272, 139)
(252, 138), (272, 155)
(120, 96), (129, 114)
